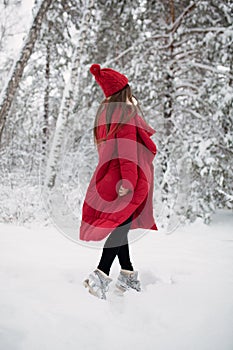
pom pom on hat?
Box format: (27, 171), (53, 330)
(89, 63), (129, 97)
(90, 64), (101, 77)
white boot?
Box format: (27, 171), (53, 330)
(83, 268), (113, 300)
(115, 269), (141, 293)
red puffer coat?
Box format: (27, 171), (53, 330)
(79, 106), (158, 241)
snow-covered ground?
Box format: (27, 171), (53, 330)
(0, 209), (233, 350)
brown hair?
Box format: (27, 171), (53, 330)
(93, 84), (146, 145)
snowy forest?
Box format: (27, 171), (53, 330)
(0, 0), (232, 236)
(0, 1), (233, 348)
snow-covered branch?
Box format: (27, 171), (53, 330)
(217, 189), (233, 201)
(169, 2), (196, 33)
(175, 83), (199, 92)
(103, 46), (134, 66)
(184, 27), (229, 34)
(104, 33), (169, 66)
(187, 62), (233, 79)
(218, 143), (233, 155)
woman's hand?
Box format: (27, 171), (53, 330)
(118, 185), (130, 196)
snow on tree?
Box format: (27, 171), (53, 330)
(0, 0), (53, 146)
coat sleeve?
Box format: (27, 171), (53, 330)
(116, 118), (138, 190)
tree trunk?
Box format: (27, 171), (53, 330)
(42, 21), (52, 163)
(44, 0), (94, 189)
(163, 0), (175, 137)
(0, 0), (53, 147)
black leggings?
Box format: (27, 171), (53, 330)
(97, 214), (134, 275)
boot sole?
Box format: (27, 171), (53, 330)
(115, 283), (128, 293)
(115, 282), (142, 293)
(83, 279), (98, 297)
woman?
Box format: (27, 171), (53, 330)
(80, 64), (158, 300)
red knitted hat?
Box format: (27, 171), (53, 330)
(90, 64), (129, 97)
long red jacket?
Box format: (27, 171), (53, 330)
(79, 106), (158, 241)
